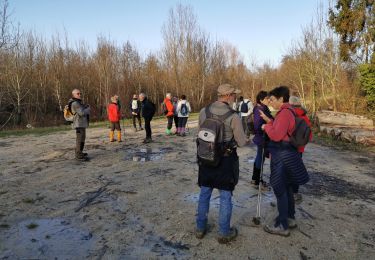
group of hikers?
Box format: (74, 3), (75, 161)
(66, 90), (192, 159)
(66, 83), (311, 244)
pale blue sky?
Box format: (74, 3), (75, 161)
(10, 0), (324, 66)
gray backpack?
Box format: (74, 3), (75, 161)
(196, 105), (234, 167)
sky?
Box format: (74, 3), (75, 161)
(9, 0), (325, 66)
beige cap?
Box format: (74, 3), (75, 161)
(217, 84), (241, 96)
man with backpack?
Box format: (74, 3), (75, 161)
(238, 96), (253, 136)
(195, 84), (248, 244)
(139, 93), (155, 143)
(162, 93), (174, 135)
(69, 89), (90, 161)
(130, 94), (143, 132)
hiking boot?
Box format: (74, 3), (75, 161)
(217, 227), (238, 244)
(143, 138), (152, 144)
(288, 218), (297, 229)
(294, 193), (302, 204)
(75, 155), (88, 161)
(195, 228), (207, 239)
(263, 224), (290, 237)
(140, 127), (144, 130)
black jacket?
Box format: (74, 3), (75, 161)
(141, 98), (155, 119)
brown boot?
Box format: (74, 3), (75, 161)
(117, 131), (122, 142)
(109, 131), (115, 142)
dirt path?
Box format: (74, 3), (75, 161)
(0, 120), (374, 259)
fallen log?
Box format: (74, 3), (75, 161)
(316, 110), (373, 128)
(319, 125), (375, 145)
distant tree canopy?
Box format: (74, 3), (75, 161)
(329, 0), (375, 64)
(0, 1), (373, 129)
(329, 0), (375, 112)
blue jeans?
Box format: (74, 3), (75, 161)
(255, 145), (265, 169)
(196, 186), (232, 236)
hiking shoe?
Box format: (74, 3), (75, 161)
(264, 224), (290, 237)
(143, 138), (152, 144)
(217, 227), (238, 244)
(294, 193), (302, 204)
(195, 228), (207, 239)
(75, 156), (88, 161)
(288, 218), (297, 229)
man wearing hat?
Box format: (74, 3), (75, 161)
(130, 94), (143, 131)
(195, 83), (249, 244)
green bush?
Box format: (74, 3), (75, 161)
(358, 64), (375, 113)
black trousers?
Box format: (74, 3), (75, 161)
(173, 115), (179, 129)
(144, 117), (152, 139)
(132, 114), (142, 128)
(167, 116), (173, 130)
(75, 127), (86, 156)
(178, 117), (188, 128)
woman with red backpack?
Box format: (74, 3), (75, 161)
(289, 96), (312, 203)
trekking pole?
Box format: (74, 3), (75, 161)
(252, 134), (266, 226)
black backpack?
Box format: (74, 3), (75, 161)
(240, 101), (250, 113)
(286, 108), (311, 148)
(180, 103), (188, 116)
(196, 105), (234, 167)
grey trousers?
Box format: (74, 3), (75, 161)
(75, 127), (86, 157)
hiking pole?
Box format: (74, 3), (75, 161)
(252, 135), (266, 226)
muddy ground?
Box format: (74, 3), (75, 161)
(0, 119), (374, 259)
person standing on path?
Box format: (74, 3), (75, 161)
(130, 94), (143, 131)
(289, 95), (312, 203)
(172, 96), (179, 135)
(195, 84), (248, 244)
(107, 96), (122, 142)
(176, 95), (191, 136)
(69, 89), (90, 161)
(163, 93), (174, 135)
(238, 96), (254, 136)
(260, 86), (309, 237)
(251, 90), (273, 189)
(139, 93), (155, 143)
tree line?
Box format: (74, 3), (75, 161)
(0, 1), (373, 129)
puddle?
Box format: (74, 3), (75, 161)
(0, 218), (96, 259)
(125, 147), (173, 162)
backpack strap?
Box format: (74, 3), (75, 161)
(285, 107), (296, 137)
(205, 104), (234, 122)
